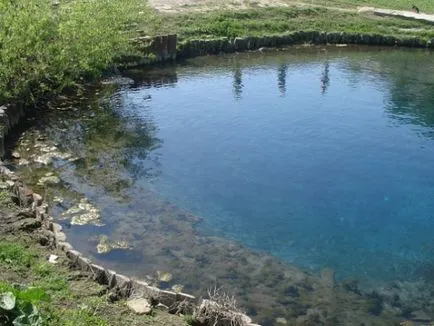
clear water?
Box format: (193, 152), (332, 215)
(11, 46), (434, 324)
(119, 47), (434, 283)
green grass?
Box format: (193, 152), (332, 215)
(0, 236), (187, 326)
(149, 7), (434, 41)
(0, 242), (37, 273)
(0, 239), (111, 325)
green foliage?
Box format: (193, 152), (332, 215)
(183, 314), (195, 325)
(0, 286), (48, 326)
(60, 309), (109, 326)
(0, 0), (156, 104)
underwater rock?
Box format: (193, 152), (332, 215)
(37, 175), (60, 186)
(411, 310), (431, 322)
(96, 236), (111, 254)
(53, 196), (64, 203)
(96, 235), (131, 254)
(60, 198), (103, 226)
(157, 270), (173, 283)
(276, 317), (287, 324)
(171, 284), (184, 293)
(11, 151), (20, 159)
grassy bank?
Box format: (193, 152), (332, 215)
(0, 0), (157, 105)
(151, 7), (434, 41)
(2, 0), (434, 106)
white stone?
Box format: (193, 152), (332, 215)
(126, 298), (152, 315)
(48, 254), (58, 264)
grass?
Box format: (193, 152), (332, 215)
(0, 235), (186, 325)
(0, 242), (37, 273)
(147, 6), (434, 41)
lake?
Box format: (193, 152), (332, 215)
(10, 46), (434, 325)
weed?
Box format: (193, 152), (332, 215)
(183, 313), (195, 325)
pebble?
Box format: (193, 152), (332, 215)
(126, 298), (152, 315)
(48, 254), (59, 264)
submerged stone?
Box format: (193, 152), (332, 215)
(37, 175), (60, 186)
(61, 198), (103, 226)
(96, 235), (131, 254)
(53, 196), (64, 203)
(157, 271), (173, 283)
(171, 284), (184, 293)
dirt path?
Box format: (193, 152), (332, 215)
(148, 0), (434, 24)
(148, 0), (356, 13)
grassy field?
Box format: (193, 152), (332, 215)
(148, 6), (434, 41)
(149, 0), (434, 14)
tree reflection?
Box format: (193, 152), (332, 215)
(233, 66), (243, 100)
(42, 84), (162, 199)
(277, 63), (288, 96)
(320, 62), (330, 94)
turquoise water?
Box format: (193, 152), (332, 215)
(118, 47), (434, 283)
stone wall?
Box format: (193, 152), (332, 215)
(177, 31), (434, 59)
(128, 31), (434, 65)
(122, 34), (178, 67)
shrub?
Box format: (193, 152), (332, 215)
(0, 0), (156, 104)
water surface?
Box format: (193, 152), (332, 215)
(123, 47), (434, 282)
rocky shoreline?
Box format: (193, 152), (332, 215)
(0, 163), (257, 326)
(129, 31), (434, 66)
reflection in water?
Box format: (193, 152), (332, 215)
(122, 65), (178, 89)
(233, 66), (243, 100)
(320, 62), (330, 94)
(277, 64), (288, 96)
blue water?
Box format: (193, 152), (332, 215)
(113, 48), (434, 283)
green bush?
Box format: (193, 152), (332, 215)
(0, 286), (49, 326)
(0, 0), (156, 104)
